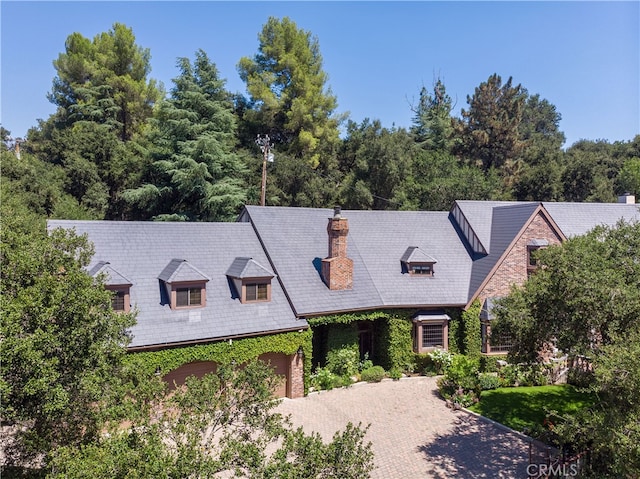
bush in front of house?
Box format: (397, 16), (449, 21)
(478, 373), (501, 390)
(360, 365), (386, 382)
(437, 354), (481, 408)
(428, 348), (453, 375)
(326, 347), (360, 378)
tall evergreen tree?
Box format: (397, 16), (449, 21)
(124, 50), (246, 221)
(455, 74), (525, 172)
(411, 79), (454, 152)
(26, 23), (160, 219)
(237, 16), (342, 168)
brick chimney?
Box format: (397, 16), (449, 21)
(321, 206), (353, 290)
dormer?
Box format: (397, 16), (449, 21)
(90, 261), (133, 312)
(158, 259), (210, 310)
(226, 257), (275, 304)
(401, 247), (437, 276)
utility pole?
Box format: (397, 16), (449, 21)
(256, 134), (273, 207)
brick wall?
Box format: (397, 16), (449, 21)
(289, 353), (305, 398)
(477, 211), (563, 304)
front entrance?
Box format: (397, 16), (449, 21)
(358, 321), (374, 360)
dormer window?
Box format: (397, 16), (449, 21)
(89, 261), (132, 313)
(158, 259), (210, 310)
(226, 257), (275, 304)
(410, 264), (433, 276)
(401, 247), (437, 277)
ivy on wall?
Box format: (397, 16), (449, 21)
(308, 310), (415, 372)
(462, 300), (482, 358)
(446, 308), (462, 354)
(125, 330), (313, 393)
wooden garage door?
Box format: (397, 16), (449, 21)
(163, 360), (218, 390)
(258, 353), (290, 398)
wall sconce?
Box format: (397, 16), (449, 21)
(297, 346), (304, 359)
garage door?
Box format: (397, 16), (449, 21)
(258, 353), (290, 398)
(163, 360), (218, 390)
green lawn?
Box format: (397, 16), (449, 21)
(468, 385), (596, 432)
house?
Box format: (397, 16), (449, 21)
(47, 220), (308, 398)
(48, 196), (639, 396)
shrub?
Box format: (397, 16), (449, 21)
(388, 367), (403, 380)
(358, 353), (373, 372)
(326, 347), (359, 378)
(499, 363), (525, 387)
(311, 367), (337, 390)
(478, 373), (501, 390)
(438, 355), (481, 406)
(360, 366), (386, 382)
(428, 349), (453, 375)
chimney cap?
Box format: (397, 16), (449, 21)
(333, 206), (342, 218)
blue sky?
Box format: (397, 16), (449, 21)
(1, 1), (638, 147)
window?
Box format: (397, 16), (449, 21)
(422, 323), (444, 348)
(527, 246), (543, 277)
(411, 264), (433, 276)
(106, 286), (130, 313)
(245, 283), (269, 302)
(490, 331), (514, 353)
(111, 290), (126, 311)
(176, 287), (202, 307)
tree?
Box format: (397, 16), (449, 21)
(123, 50), (246, 221)
(494, 221), (640, 361)
(0, 206), (135, 465)
(49, 23), (160, 142)
(26, 23), (160, 219)
(411, 79), (455, 152)
(512, 93), (565, 201)
(238, 17), (342, 168)
(455, 74), (525, 172)
(617, 156), (640, 196)
(561, 140), (620, 202)
(493, 221), (640, 476)
(48, 361), (374, 479)
(337, 119), (415, 210)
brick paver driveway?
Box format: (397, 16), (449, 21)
(276, 377), (530, 478)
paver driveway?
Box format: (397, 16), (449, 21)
(276, 376), (530, 478)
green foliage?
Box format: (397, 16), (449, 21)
(468, 385), (596, 436)
(456, 73), (525, 172)
(479, 354), (507, 373)
(124, 50), (246, 221)
(437, 355), (481, 407)
(360, 366), (386, 383)
(478, 373), (501, 391)
(411, 79), (454, 152)
(337, 120), (415, 210)
(461, 300), (482, 358)
(428, 348), (453, 375)
(238, 17), (341, 167)
(48, 361), (375, 479)
(125, 329), (312, 393)
(1, 211), (135, 464)
(377, 314), (414, 372)
(493, 221), (640, 362)
(446, 310), (461, 354)
(617, 156), (640, 195)
(326, 347), (359, 378)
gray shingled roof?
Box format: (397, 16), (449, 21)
(241, 207), (474, 314)
(158, 259), (210, 283)
(400, 246), (438, 264)
(89, 261), (133, 286)
(541, 202), (640, 237)
(47, 221), (304, 349)
(226, 257), (274, 279)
